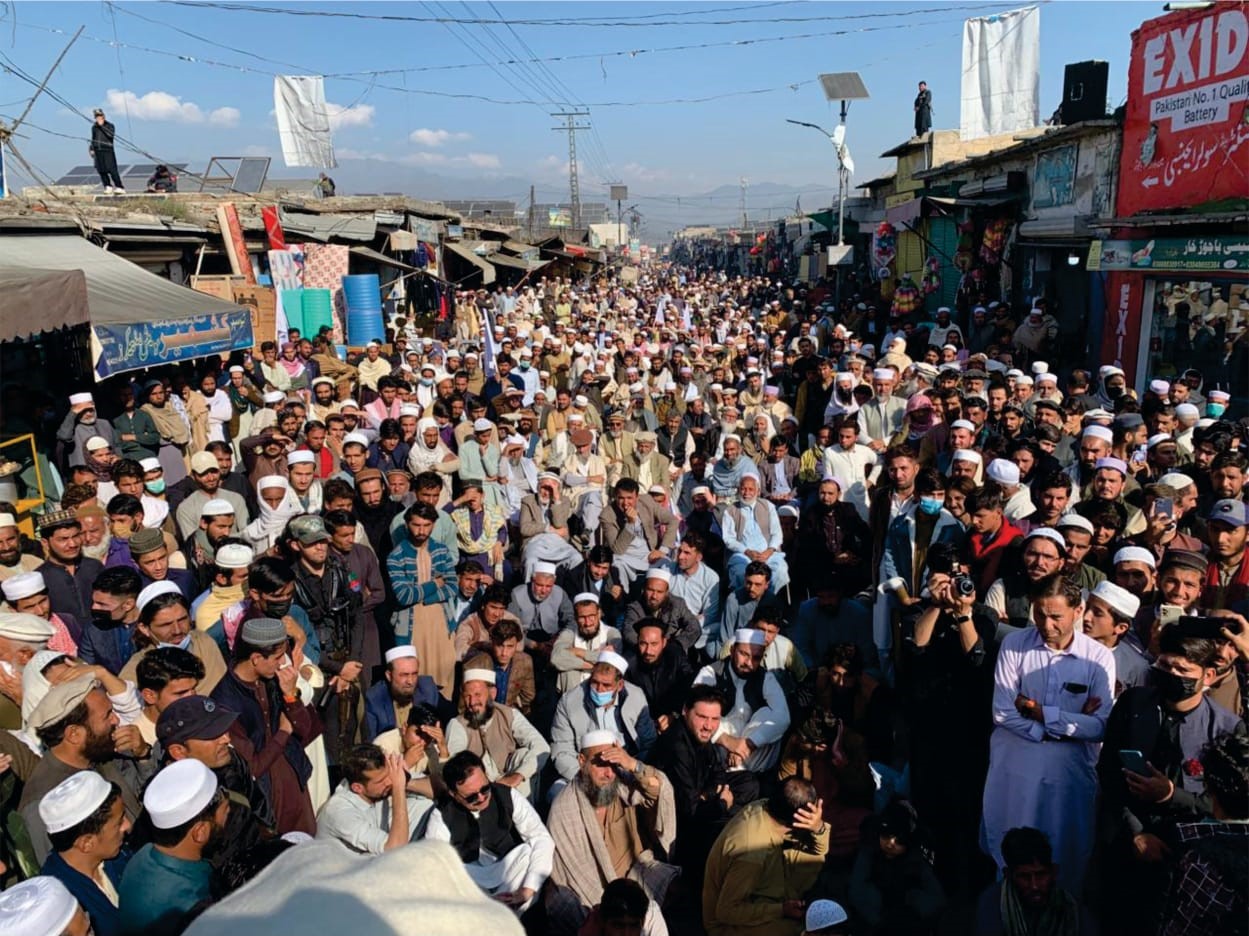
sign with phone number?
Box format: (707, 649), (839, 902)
(1087, 236), (1248, 273)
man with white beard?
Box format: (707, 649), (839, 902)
(499, 435), (538, 520)
(720, 473), (789, 592)
(857, 366), (907, 453)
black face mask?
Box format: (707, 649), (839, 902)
(1150, 666), (1201, 704)
(1107, 384), (1124, 398)
(265, 600), (293, 618)
(91, 610), (118, 630)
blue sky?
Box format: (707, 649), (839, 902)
(4, 1), (1161, 230)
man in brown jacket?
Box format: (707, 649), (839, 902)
(598, 479), (678, 590)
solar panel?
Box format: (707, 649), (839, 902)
(55, 164), (134, 185)
(231, 157), (269, 194)
(121, 162), (188, 180)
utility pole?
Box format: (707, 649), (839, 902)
(527, 184), (535, 241)
(551, 111), (590, 233)
(739, 176), (748, 230)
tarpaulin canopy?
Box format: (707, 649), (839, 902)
(487, 252), (549, 273)
(0, 267), (89, 342)
(0, 235), (253, 379)
(443, 240), (496, 285)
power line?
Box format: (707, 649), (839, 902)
(163, 2), (1026, 28)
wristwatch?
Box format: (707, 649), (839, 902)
(952, 613), (973, 624)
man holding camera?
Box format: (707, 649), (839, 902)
(905, 542), (999, 895)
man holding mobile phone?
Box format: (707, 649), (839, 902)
(1095, 618), (1244, 930)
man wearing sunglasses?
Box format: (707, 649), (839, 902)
(424, 750), (553, 916)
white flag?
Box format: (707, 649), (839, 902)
(273, 76), (337, 169)
(960, 6), (1041, 140)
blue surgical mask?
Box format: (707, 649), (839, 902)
(1207, 403), (1225, 417)
(158, 635), (193, 652)
(589, 688), (614, 707)
(918, 497), (943, 516)
(145, 479), (166, 495)
(420, 377), (434, 387)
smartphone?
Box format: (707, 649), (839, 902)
(1159, 604), (1184, 629)
(1153, 497), (1174, 519)
(1130, 446), (1147, 466)
(1119, 749), (1149, 775)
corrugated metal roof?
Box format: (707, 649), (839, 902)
(277, 207), (377, 242)
(443, 240), (495, 285)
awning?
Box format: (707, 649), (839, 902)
(0, 235), (252, 379)
(278, 208), (378, 242)
(443, 240), (495, 285)
(925, 195), (1017, 210)
(487, 252), (550, 273)
(349, 245), (422, 273)
(0, 268), (89, 342)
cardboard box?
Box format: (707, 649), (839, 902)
(190, 274), (247, 302)
(232, 285), (277, 350)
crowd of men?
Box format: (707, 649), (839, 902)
(0, 267), (1247, 936)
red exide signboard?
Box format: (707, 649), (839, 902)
(1117, 5), (1249, 217)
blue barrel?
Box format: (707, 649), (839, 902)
(281, 288), (304, 336)
(302, 288), (334, 336)
(343, 274), (384, 346)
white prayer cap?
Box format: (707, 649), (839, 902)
(84, 436), (110, 452)
(1208, 389), (1230, 403)
(1095, 456), (1128, 476)
(986, 459), (1020, 485)
(342, 431), (370, 449)
(1005, 369), (1024, 379)
(339, 399), (360, 410)
(503, 434), (526, 448)
(574, 394), (589, 407)
(691, 485), (712, 497)
(472, 418), (494, 433)
(1082, 425), (1114, 443)
(1056, 514), (1095, 536)
(1149, 379), (1170, 395)
(0, 513), (13, 528)
(872, 368), (893, 380)
(137, 580), (182, 611)
(1025, 527), (1067, 554)
(888, 337), (906, 352)
(1016, 375), (1034, 386)
(399, 405), (422, 418)
(580, 729), (620, 751)
(778, 504), (800, 518)
(311, 376), (333, 388)
(734, 627), (767, 647)
(805, 900), (850, 933)
(366, 340), (381, 348)
(139, 457), (162, 474)
(0, 876), (79, 936)
(38, 770), (113, 833)
(1036, 372), (1058, 385)
(645, 567), (672, 585)
(953, 448), (982, 465)
(229, 365), (245, 374)
(532, 561), (557, 576)
(648, 484), (667, 496)
(567, 413), (585, 423)
(263, 390), (286, 404)
(69, 392), (94, 407)
(595, 649), (629, 675)
(1157, 472), (1194, 491)
(1099, 365), (1125, 379)
(941, 343), (957, 352)
(1146, 432), (1174, 450)
(287, 450), (316, 466)
(1174, 403), (1200, 420)
(836, 371), (855, 383)
(384, 646), (417, 664)
(949, 419), (976, 433)
(936, 306), (951, 315)
(200, 498), (236, 520)
(1, 571), (45, 603)
(572, 592), (601, 607)
(1090, 580), (1140, 621)
(144, 758), (219, 830)
(985, 360), (1007, 374)
(1032, 361), (1049, 375)
(1113, 546), (1156, 569)
(0, 611), (53, 643)
(216, 543), (255, 570)
(462, 668), (496, 686)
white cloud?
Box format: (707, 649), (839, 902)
(408, 128), (471, 147)
(465, 152), (501, 169)
(326, 101), (375, 129)
(621, 161), (670, 184)
(208, 106), (241, 127)
(104, 89), (205, 123)
(337, 147), (389, 161)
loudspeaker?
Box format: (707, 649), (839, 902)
(1062, 61), (1109, 125)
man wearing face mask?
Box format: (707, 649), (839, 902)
(126, 583), (228, 693)
(1096, 619), (1244, 931)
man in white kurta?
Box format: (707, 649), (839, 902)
(693, 628), (791, 774)
(980, 580), (1115, 894)
(719, 474), (788, 592)
(822, 423), (879, 523)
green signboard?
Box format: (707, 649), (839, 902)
(1087, 236), (1248, 273)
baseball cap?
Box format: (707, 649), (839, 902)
(157, 695), (239, 747)
(289, 514), (330, 545)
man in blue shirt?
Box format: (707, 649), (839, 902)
(119, 758), (226, 933)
